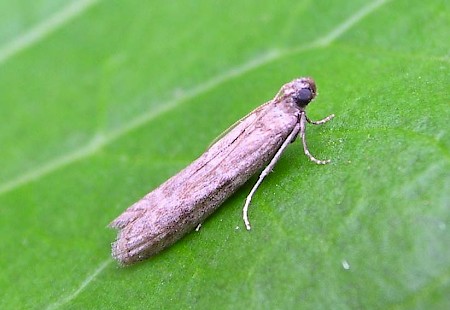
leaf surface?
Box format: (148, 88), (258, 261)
(0, 0), (448, 309)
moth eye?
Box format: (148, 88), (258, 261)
(294, 88), (314, 107)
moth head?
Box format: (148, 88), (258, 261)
(292, 77), (317, 108)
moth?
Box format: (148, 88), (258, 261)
(110, 77), (334, 265)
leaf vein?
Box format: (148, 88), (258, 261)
(0, 0), (101, 65)
(45, 258), (112, 310)
(0, 0), (391, 196)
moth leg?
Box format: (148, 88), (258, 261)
(300, 113), (332, 165)
(306, 113), (335, 125)
(243, 123), (301, 230)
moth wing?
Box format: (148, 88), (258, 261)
(207, 100), (274, 149)
(111, 100), (275, 230)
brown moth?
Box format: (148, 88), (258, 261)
(110, 77), (334, 265)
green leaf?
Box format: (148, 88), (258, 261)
(1, 0), (448, 309)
